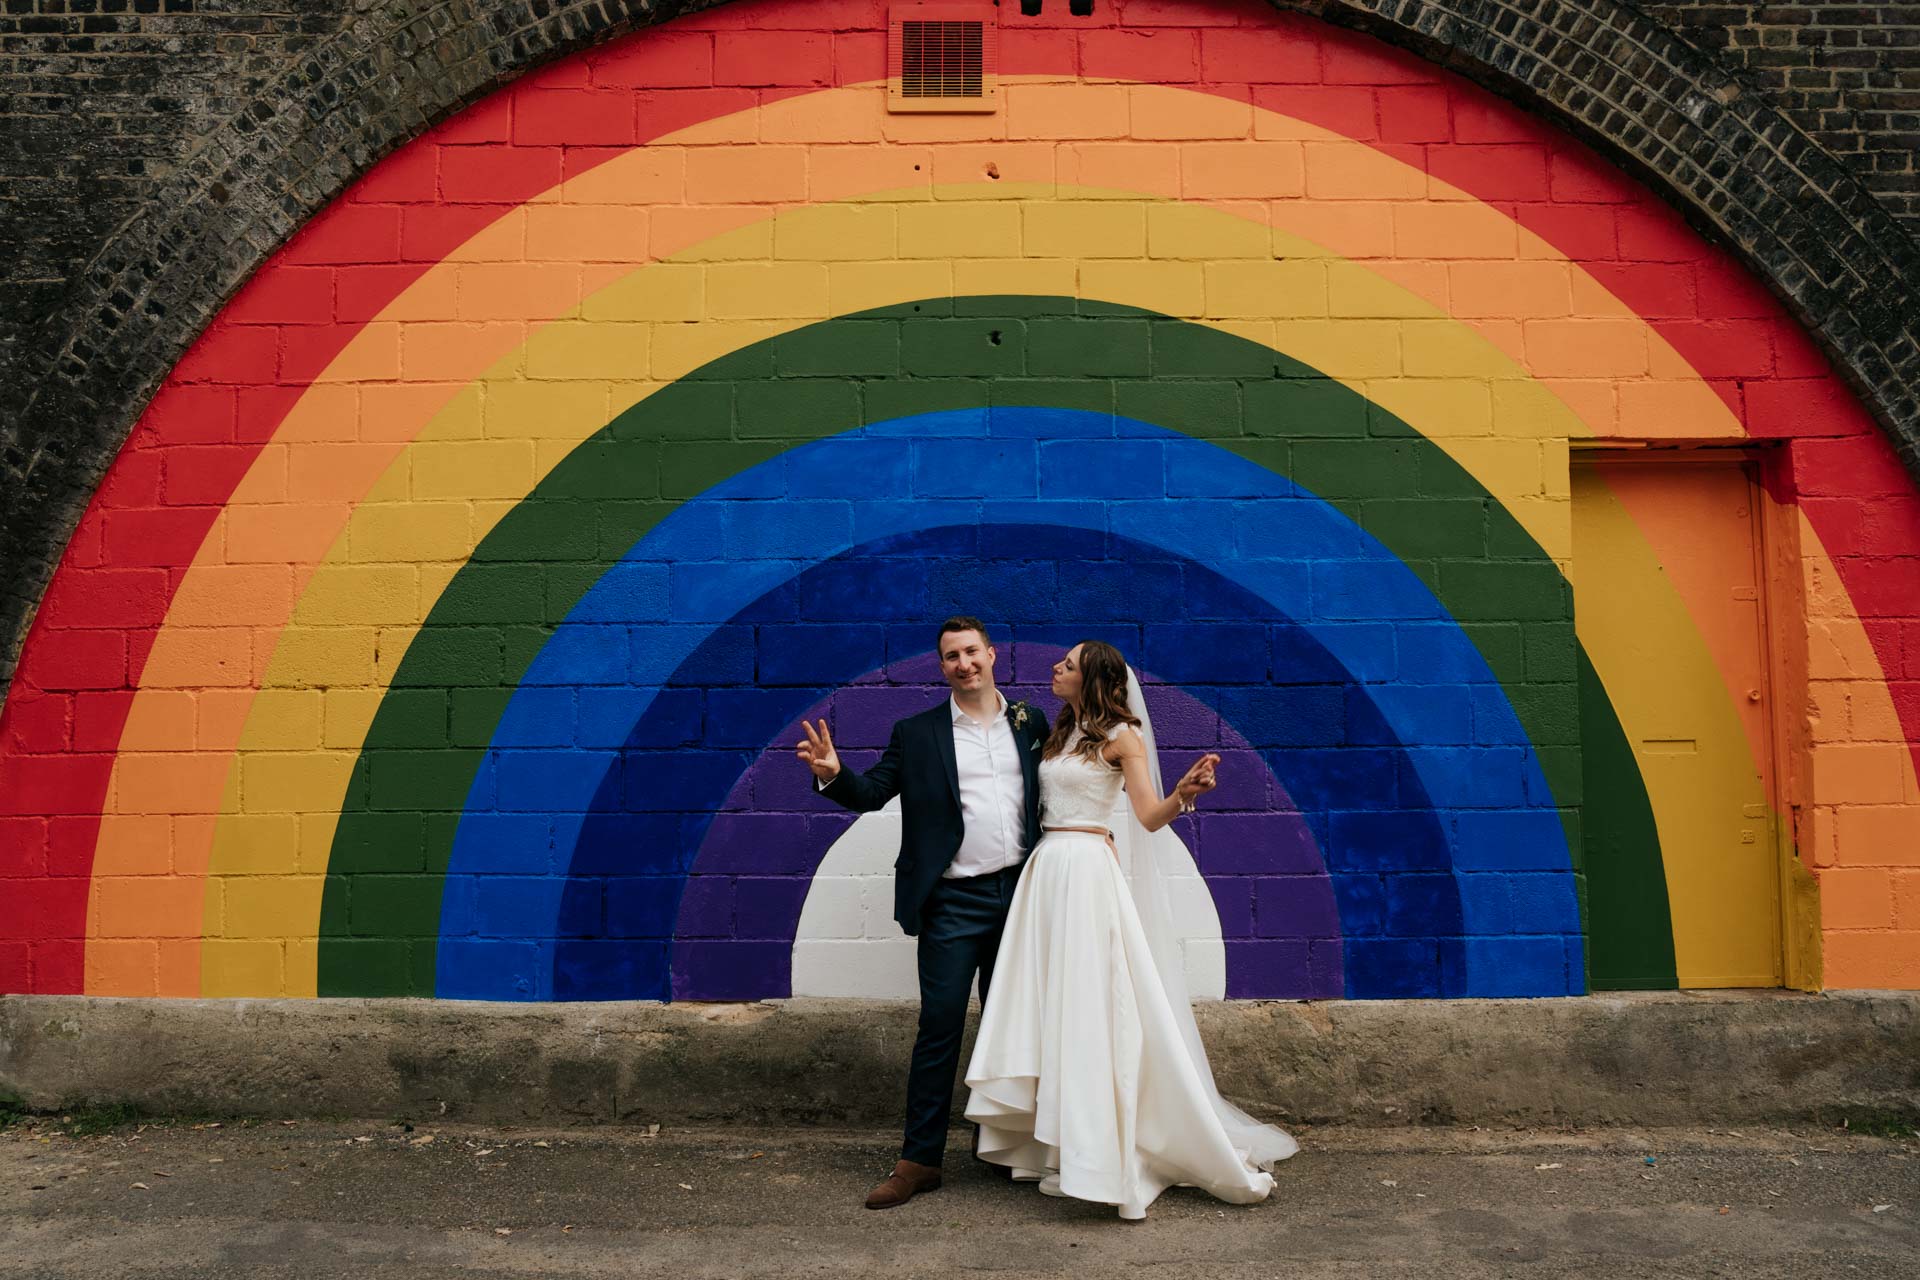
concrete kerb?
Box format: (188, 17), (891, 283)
(1, 991), (1915, 1129)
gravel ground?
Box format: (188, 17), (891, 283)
(1, 1115), (1914, 1278)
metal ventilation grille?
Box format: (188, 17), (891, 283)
(899, 20), (983, 99)
(888, 4), (998, 113)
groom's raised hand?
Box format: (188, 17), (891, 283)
(795, 718), (841, 782)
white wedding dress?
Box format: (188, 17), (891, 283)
(962, 715), (1296, 1220)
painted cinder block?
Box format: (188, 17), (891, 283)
(1463, 935), (1569, 997)
(1319, 870), (1387, 937)
(4, 0), (1915, 1009)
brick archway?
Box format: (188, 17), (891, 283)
(3, 0), (1917, 694)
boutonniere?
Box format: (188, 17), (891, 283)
(1007, 699), (1035, 733)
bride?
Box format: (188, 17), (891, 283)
(963, 640), (1299, 1220)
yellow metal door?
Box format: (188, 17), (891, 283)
(1572, 454), (1783, 987)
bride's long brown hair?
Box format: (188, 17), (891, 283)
(1042, 640), (1142, 763)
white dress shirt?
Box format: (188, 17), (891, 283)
(942, 691), (1028, 879)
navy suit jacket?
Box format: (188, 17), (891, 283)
(818, 698), (1048, 936)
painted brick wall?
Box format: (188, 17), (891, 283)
(0, 0), (1916, 1002)
(8, 0), (1920, 703)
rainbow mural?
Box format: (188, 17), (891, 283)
(3, 0), (1917, 1002)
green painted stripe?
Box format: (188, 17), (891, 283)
(318, 297), (1666, 994)
(1578, 645), (1680, 989)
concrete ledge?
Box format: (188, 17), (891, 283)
(3, 991), (1916, 1128)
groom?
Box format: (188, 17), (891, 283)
(795, 616), (1049, 1209)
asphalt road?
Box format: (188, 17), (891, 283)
(2, 1115), (1914, 1277)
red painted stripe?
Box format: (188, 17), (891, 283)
(0, 78), (825, 983)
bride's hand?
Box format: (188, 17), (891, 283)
(1175, 753), (1220, 801)
(795, 718), (841, 781)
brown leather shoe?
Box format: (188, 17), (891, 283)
(864, 1158), (943, 1209)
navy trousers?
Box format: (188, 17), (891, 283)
(900, 861), (1023, 1166)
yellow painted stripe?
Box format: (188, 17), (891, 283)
(207, 194), (1606, 995)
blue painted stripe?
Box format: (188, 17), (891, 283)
(552, 529), (1361, 1001)
(439, 410), (1576, 1000)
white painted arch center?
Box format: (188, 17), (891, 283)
(791, 802), (1229, 999)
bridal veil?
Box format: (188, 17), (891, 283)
(1112, 664), (1300, 1169)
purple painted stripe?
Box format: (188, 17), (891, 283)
(670, 643), (1341, 1000)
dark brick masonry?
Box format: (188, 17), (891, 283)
(1646, 2), (1920, 228)
(1, 0), (1919, 701)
